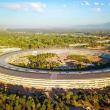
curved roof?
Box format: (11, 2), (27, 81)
(0, 48), (110, 80)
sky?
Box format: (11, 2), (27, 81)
(0, 0), (110, 28)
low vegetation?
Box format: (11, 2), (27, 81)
(67, 54), (90, 63)
(0, 31), (110, 49)
(28, 53), (60, 69)
(9, 53), (61, 70)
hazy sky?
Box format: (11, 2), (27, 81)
(0, 0), (110, 28)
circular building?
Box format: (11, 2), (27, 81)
(0, 48), (110, 90)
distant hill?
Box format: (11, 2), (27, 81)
(97, 22), (110, 29)
(1, 22), (110, 33)
(69, 22), (110, 32)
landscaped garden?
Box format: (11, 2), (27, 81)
(8, 51), (110, 71)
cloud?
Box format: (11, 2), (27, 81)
(0, 2), (46, 12)
(95, 7), (101, 12)
(94, 2), (99, 6)
(94, 2), (104, 6)
(81, 1), (90, 6)
(83, 1), (90, 6)
(81, 1), (105, 7)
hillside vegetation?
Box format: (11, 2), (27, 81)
(0, 83), (110, 110)
(0, 32), (110, 49)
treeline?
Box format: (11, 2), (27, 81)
(70, 60), (110, 71)
(0, 32), (107, 49)
(0, 83), (110, 110)
(28, 53), (56, 61)
(27, 53), (60, 69)
(67, 54), (90, 63)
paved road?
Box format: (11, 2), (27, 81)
(0, 48), (110, 80)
